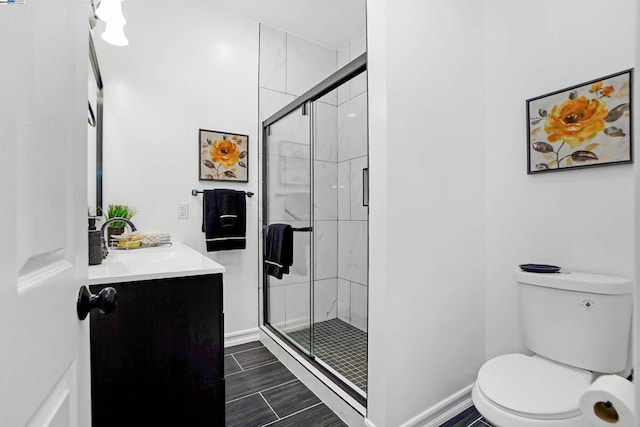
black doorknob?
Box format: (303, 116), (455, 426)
(77, 286), (117, 320)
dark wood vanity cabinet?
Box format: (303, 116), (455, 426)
(89, 273), (224, 426)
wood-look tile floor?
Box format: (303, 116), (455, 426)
(225, 341), (347, 427)
(439, 406), (493, 427)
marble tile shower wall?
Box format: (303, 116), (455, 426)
(335, 32), (368, 333)
(259, 24), (336, 332)
(258, 24), (368, 334)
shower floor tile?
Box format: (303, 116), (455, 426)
(288, 318), (368, 392)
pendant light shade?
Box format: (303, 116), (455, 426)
(95, 0), (126, 26)
(95, 0), (128, 47)
(102, 22), (129, 47)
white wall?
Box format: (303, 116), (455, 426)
(367, 0), (636, 426)
(367, 1), (487, 425)
(484, 0), (637, 360)
(95, 2), (260, 343)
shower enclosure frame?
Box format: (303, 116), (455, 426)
(261, 53), (368, 408)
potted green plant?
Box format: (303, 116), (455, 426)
(104, 204), (137, 246)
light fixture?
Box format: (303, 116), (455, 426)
(95, 0), (126, 25)
(95, 0), (128, 47)
(102, 22), (129, 47)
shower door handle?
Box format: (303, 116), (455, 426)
(363, 168), (369, 207)
(292, 227), (313, 232)
(262, 225), (313, 232)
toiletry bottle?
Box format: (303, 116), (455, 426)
(89, 216), (103, 265)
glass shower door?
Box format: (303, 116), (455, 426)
(262, 55), (368, 404)
(263, 104), (314, 355)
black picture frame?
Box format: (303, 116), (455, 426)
(526, 69), (633, 174)
(199, 129), (249, 182)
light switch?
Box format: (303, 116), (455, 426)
(177, 203), (189, 219)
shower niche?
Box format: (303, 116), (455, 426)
(261, 45), (369, 405)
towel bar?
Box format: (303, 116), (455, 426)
(191, 189), (254, 197)
(262, 225), (313, 232)
(291, 227), (312, 232)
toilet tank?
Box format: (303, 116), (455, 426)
(516, 270), (632, 373)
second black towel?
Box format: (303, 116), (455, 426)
(264, 224), (293, 279)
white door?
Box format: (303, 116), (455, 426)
(0, 0), (91, 426)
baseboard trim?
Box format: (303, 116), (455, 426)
(365, 385), (473, 427)
(401, 384), (474, 427)
(224, 327), (260, 347)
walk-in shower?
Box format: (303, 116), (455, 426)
(262, 54), (369, 405)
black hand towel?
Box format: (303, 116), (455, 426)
(202, 189), (246, 251)
(216, 189), (239, 227)
(264, 224), (293, 279)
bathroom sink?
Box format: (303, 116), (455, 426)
(88, 242), (224, 285)
(107, 244), (177, 260)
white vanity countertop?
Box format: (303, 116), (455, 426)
(88, 242), (225, 285)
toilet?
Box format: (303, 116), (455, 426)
(472, 270), (633, 427)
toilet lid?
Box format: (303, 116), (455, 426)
(477, 354), (592, 420)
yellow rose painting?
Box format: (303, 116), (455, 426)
(210, 138), (240, 168)
(544, 96), (607, 148)
(527, 70), (632, 174)
(199, 129), (248, 181)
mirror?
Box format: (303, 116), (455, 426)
(88, 34), (103, 216)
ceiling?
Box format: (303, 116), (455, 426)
(213, 0), (366, 50)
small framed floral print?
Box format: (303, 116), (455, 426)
(526, 69), (633, 174)
(199, 129), (248, 182)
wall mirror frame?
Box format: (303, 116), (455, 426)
(89, 34), (104, 216)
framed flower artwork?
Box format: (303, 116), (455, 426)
(199, 129), (249, 182)
(526, 70), (633, 174)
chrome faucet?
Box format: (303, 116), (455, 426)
(101, 217), (137, 258)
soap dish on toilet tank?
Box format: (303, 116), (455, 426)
(519, 264), (561, 273)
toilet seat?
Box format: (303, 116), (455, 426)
(474, 354), (592, 424)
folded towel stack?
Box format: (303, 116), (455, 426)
(141, 231), (172, 246)
(112, 231), (172, 249)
